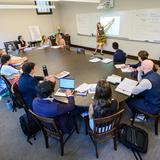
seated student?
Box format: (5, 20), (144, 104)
(129, 50), (149, 69)
(112, 42), (126, 64)
(33, 80), (76, 134)
(40, 35), (51, 46)
(18, 62), (55, 110)
(18, 35), (28, 52)
(0, 54), (20, 84)
(89, 80), (118, 130)
(0, 49), (28, 66)
(127, 60), (160, 115)
(55, 33), (66, 48)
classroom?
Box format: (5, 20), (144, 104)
(0, 0), (160, 160)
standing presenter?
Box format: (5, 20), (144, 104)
(94, 19), (115, 55)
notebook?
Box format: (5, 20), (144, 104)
(54, 78), (75, 97)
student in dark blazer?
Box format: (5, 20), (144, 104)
(33, 80), (76, 134)
(18, 62), (44, 110)
(112, 42), (126, 64)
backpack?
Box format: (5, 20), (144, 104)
(19, 112), (41, 145)
(119, 123), (148, 160)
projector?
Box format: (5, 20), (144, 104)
(97, 0), (114, 10)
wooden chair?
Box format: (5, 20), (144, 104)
(131, 108), (160, 135)
(28, 109), (79, 156)
(86, 109), (124, 158)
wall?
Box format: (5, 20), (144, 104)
(58, 1), (160, 60)
(0, 7), (60, 48)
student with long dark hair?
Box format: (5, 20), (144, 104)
(89, 80), (118, 129)
(18, 35), (28, 52)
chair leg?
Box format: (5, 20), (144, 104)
(89, 134), (99, 158)
(84, 116), (89, 135)
(155, 118), (159, 135)
(95, 142), (99, 158)
(44, 135), (49, 148)
(60, 137), (64, 156)
(75, 120), (79, 134)
(113, 137), (117, 151)
(131, 111), (136, 125)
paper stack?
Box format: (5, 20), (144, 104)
(106, 74), (122, 84)
(115, 78), (138, 96)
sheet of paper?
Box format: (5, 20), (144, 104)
(89, 58), (101, 63)
(115, 78), (138, 96)
(114, 64), (125, 69)
(121, 67), (133, 73)
(106, 74), (122, 84)
(55, 71), (70, 79)
(101, 58), (112, 64)
(75, 83), (90, 93)
(51, 46), (61, 49)
(24, 47), (32, 52)
(88, 83), (97, 94)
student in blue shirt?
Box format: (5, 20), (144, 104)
(112, 42), (126, 64)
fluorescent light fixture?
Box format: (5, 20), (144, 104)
(0, 4), (55, 9)
(40, 0), (100, 3)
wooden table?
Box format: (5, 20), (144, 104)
(24, 48), (129, 106)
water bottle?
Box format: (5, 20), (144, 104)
(42, 65), (48, 77)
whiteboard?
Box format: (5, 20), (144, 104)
(76, 8), (160, 42)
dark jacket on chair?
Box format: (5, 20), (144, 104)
(32, 96), (76, 134)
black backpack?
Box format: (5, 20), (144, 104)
(19, 112), (41, 145)
(119, 124), (148, 160)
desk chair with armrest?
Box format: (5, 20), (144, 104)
(85, 109), (124, 158)
(28, 109), (79, 156)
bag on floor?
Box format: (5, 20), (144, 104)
(19, 112), (41, 144)
(119, 123), (148, 160)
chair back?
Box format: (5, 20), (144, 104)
(11, 82), (28, 110)
(1, 75), (12, 96)
(93, 109), (124, 137)
(28, 109), (62, 137)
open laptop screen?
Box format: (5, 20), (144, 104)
(59, 78), (75, 89)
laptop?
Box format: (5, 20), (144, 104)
(54, 78), (75, 97)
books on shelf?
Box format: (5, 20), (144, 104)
(106, 74), (122, 84)
(115, 78), (138, 96)
(54, 71), (70, 79)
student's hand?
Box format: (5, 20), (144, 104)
(45, 75), (56, 83)
(66, 89), (72, 97)
(137, 66), (142, 72)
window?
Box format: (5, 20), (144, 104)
(35, 0), (52, 15)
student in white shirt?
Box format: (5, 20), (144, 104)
(0, 54), (20, 83)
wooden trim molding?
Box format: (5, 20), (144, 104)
(71, 44), (160, 65)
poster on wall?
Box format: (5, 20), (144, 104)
(28, 25), (41, 41)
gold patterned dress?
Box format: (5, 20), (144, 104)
(97, 27), (106, 45)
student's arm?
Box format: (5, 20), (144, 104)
(88, 104), (94, 119)
(55, 96), (75, 116)
(103, 18), (115, 31)
(132, 79), (152, 95)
